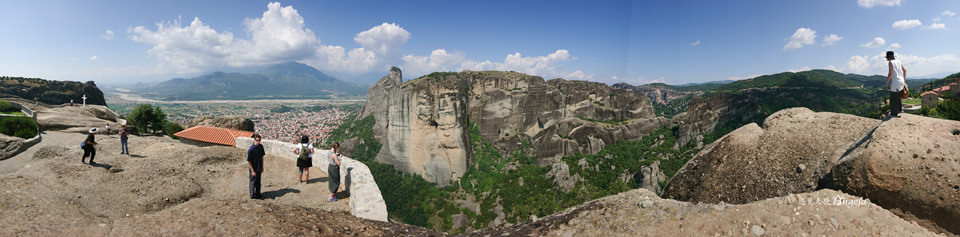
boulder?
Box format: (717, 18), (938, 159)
(662, 108), (879, 204)
(829, 114), (960, 235)
(467, 188), (937, 236)
(190, 116), (255, 132)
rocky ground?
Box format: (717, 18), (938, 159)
(0, 131), (439, 236)
(468, 188), (937, 236)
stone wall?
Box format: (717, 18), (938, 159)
(235, 137), (388, 222)
(0, 101), (42, 160)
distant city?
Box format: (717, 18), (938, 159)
(107, 94), (360, 145)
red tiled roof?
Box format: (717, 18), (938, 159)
(174, 126), (252, 146)
(921, 91), (939, 97)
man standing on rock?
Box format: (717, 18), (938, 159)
(119, 124), (129, 155)
(82, 128), (98, 164)
(885, 50), (907, 118)
(248, 134), (266, 199)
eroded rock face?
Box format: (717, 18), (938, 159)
(0, 79), (107, 106)
(190, 116), (255, 132)
(467, 188), (936, 236)
(663, 108), (879, 204)
(829, 114), (960, 235)
(672, 92), (760, 147)
(358, 69), (667, 186)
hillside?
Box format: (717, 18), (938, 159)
(0, 77), (106, 106)
(138, 62), (366, 100)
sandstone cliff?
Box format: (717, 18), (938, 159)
(663, 108), (960, 235)
(0, 77), (107, 106)
(359, 69), (667, 186)
(671, 91), (760, 147)
(190, 116), (255, 132)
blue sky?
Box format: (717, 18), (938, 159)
(1, 0), (958, 86)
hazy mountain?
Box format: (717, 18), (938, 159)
(138, 62), (366, 100)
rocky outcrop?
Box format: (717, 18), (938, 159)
(0, 77), (106, 106)
(663, 108), (960, 235)
(671, 92), (760, 147)
(663, 108), (879, 203)
(467, 188), (936, 236)
(358, 69), (668, 186)
(829, 114), (960, 235)
(612, 82), (700, 105)
(190, 116), (255, 132)
(37, 105), (119, 133)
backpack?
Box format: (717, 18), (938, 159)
(80, 140), (87, 148)
(298, 144), (310, 160)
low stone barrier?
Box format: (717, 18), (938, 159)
(235, 137), (388, 222)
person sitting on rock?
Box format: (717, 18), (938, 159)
(82, 128), (98, 165)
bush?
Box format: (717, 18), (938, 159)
(127, 104), (168, 134)
(0, 100), (19, 112)
(163, 121), (184, 139)
(0, 117), (38, 138)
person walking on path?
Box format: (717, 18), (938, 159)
(118, 124), (129, 155)
(293, 135), (314, 184)
(885, 50), (907, 118)
(328, 142), (343, 202)
(247, 134), (266, 199)
(82, 128), (98, 164)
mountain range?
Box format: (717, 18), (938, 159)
(136, 62), (366, 100)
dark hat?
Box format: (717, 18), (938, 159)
(886, 51), (895, 59)
(300, 135), (309, 143)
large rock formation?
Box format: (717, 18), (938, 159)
(671, 92), (760, 147)
(0, 77), (106, 106)
(829, 114), (960, 234)
(190, 116), (255, 131)
(359, 68), (667, 186)
(468, 188), (936, 236)
(663, 108), (960, 235)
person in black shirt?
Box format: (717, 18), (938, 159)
(82, 128), (98, 164)
(247, 134), (266, 199)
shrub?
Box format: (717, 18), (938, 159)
(163, 121), (184, 139)
(0, 100), (19, 112)
(0, 117), (38, 138)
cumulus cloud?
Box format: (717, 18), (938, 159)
(892, 19), (922, 30)
(784, 27), (816, 51)
(90, 56), (98, 61)
(944, 10), (957, 17)
(130, 2), (590, 80)
(822, 34), (843, 46)
(857, 0), (901, 8)
(690, 40), (701, 47)
(860, 37), (886, 48)
(887, 43), (901, 51)
(823, 65), (840, 72)
(928, 23), (946, 30)
(846, 53), (960, 76)
(788, 66), (812, 73)
(100, 30), (114, 40)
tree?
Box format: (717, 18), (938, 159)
(127, 104), (167, 134)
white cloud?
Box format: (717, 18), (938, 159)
(783, 27), (816, 51)
(690, 40), (701, 47)
(354, 22), (410, 60)
(892, 19), (922, 30)
(459, 49), (578, 79)
(612, 76), (665, 85)
(822, 34), (843, 46)
(887, 43), (901, 50)
(726, 74), (761, 81)
(564, 70), (593, 80)
(788, 66), (812, 73)
(846, 53), (960, 76)
(860, 37), (886, 48)
(857, 0), (901, 8)
(944, 10), (957, 17)
(823, 65), (840, 72)
(928, 23), (947, 30)
(100, 30), (114, 40)
(400, 49), (466, 76)
(90, 56), (98, 61)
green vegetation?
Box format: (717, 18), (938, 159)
(163, 121), (184, 139)
(714, 70), (869, 92)
(127, 104), (169, 135)
(0, 100), (19, 112)
(653, 94), (693, 118)
(0, 116), (38, 138)
(328, 114), (700, 234)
